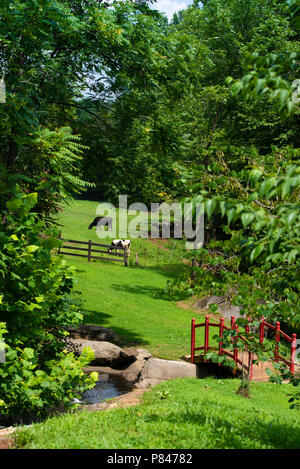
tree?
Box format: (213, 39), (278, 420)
(0, 0), (158, 213)
(173, 0), (299, 400)
(0, 183), (97, 422)
(73, 0), (299, 204)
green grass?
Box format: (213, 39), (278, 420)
(66, 258), (200, 359)
(57, 199), (188, 267)
(15, 378), (300, 449)
(16, 199), (299, 450)
(56, 199), (205, 360)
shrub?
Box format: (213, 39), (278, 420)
(0, 189), (97, 422)
(0, 323), (97, 422)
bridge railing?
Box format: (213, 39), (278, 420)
(259, 318), (297, 374)
(191, 316), (297, 379)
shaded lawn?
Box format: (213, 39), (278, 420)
(15, 378), (300, 449)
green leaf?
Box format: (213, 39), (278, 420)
(205, 199), (217, 219)
(227, 208), (235, 226)
(241, 212), (255, 228)
(22, 193), (38, 211)
(231, 81), (243, 95)
(26, 245), (39, 253)
(7, 199), (22, 212)
(250, 244), (265, 262)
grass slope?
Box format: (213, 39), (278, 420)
(16, 200), (299, 450)
(56, 200), (205, 360)
(15, 378), (300, 449)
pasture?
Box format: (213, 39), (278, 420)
(56, 199), (204, 360)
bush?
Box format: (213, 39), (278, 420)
(0, 323), (97, 422)
(0, 188), (97, 422)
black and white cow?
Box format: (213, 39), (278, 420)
(108, 239), (131, 257)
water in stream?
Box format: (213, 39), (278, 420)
(81, 373), (133, 405)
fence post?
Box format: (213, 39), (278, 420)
(219, 318), (224, 364)
(191, 319), (196, 364)
(136, 252), (139, 266)
(231, 316), (238, 375)
(204, 316), (210, 360)
(58, 230), (62, 255)
(245, 320), (252, 379)
(124, 246), (128, 267)
(290, 333), (297, 375)
(88, 240), (92, 262)
(275, 321), (280, 362)
(259, 317), (265, 344)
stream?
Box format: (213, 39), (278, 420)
(80, 373), (133, 405)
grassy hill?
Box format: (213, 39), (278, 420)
(12, 200), (300, 450)
(55, 199), (205, 360)
(15, 378), (300, 449)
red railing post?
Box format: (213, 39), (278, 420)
(245, 320), (252, 380)
(275, 321), (280, 362)
(290, 333), (297, 375)
(231, 316), (238, 374)
(219, 318), (224, 360)
(204, 316), (210, 360)
(259, 317), (265, 344)
(191, 319), (195, 364)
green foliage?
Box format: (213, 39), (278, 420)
(167, 0), (299, 328)
(227, 51), (299, 119)
(22, 126), (94, 224)
(2, 0), (297, 205)
(0, 0), (138, 214)
(0, 189), (98, 421)
(170, 151), (300, 335)
(71, 0), (299, 203)
(164, 0), (300, 401)
(0, 190), (81, 344)
(0, 323), (97, 421)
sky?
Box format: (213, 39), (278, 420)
(152, 0), (194, 20)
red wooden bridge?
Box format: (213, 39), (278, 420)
(190, 316), (297, 380)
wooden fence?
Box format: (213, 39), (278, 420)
(57, 232), (128, 266)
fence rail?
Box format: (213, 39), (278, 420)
(191, 316), (297, 380)
(57, 232), (128, 266)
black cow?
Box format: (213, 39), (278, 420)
(88, 216), (113, 230)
